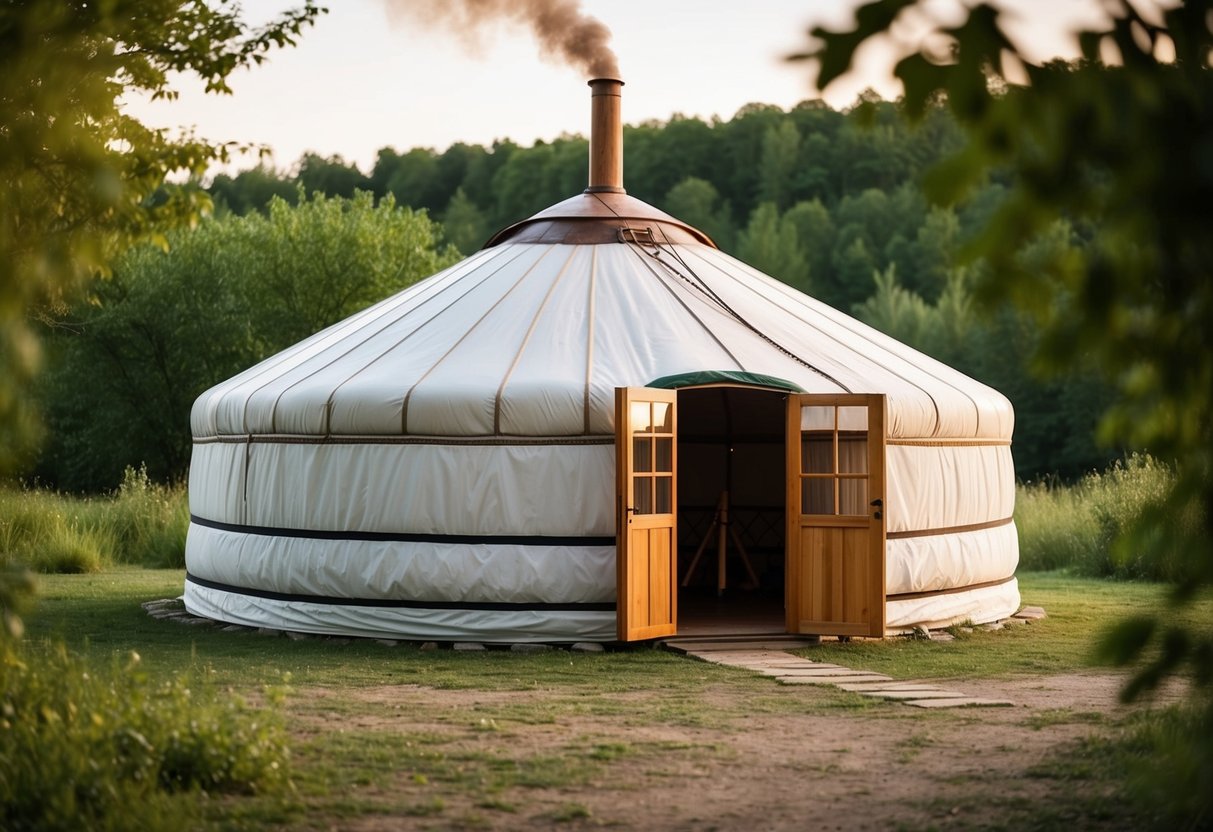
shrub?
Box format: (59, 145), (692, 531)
(1015, 477), (1100, 572)
(37, 520), (107, 574)
(99, 466), (190, 568)
(1015, 454), (1185, 580)
(0, 643), (291, 830)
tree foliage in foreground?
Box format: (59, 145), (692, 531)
(0, 0), (324, 472)
(802, 1), (1212, 823)
(37, 192), (458, 491)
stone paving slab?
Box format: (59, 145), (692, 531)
(680, 643), (1014, 708)
(859, 689), (969, 700)
(835, 682), (945, 693)
(775, 674), (894, 685)
(758, 667), (881, 678)
(906, 697), (1016, 709)
(664, 639), (821, 652)
(740, 659), (838, 668)
(693, 654), (815, 659)
(696, 656), (831, 668)
(709, 655), (819, 664)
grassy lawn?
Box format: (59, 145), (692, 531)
(17, 569), (1210, 830)
(26, 568), (1208, 687)
(797, 572), (1213, 680)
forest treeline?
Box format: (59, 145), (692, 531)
(34, 96), (1116, 491)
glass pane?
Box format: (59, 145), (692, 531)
(800, 405), (835, 431)
(633, 437), (653, 472)
(839, 478), (868, 516)
(838, 405), (868, 432)
(655, 477), (672, 513)
(653, 401), (672, 433)
(802, 478), (835, 514)
(634, 477), (653, 514)
(630, 401), (651, 433)
(802, 435), (833, 474)
(838, 436), (868, 474)
(655, 437), (673, 472)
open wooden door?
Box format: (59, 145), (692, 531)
(616, 387), (678, 641)
(785, 394), (886, 638)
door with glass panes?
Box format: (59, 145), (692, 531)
(785, 394), (886, 638)
(615, 387), (678, 641)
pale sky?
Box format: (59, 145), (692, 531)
(124, 0), (1115, 176)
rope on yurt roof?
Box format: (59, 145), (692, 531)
(628, 225), (852, 394)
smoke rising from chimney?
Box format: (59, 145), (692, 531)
(385, 0), (619, 79)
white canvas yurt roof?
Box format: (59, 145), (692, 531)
(191, 190), (1011, 441)
(185, 80), (1019, 642)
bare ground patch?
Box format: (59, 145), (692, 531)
(283, 668), (1167, 831)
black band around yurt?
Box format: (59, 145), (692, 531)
(185, 573), (616, 612)
(190, 514), (615, 548)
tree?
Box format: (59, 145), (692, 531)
(37, 192), (458, 491)
(297, 153), (369, 199)
(0, 0), (323, 472)
(801, 1), (1213, 822)
(664, 177), (734, 250)
(830, 232), (879, 309)
(441, 187), (489, 255)
(737, 203), (809, 291)
(783, 199), (837, 304)
(209, 165), (298, 215)
(719, 103), (787, 218)
(758, 121), (802, 210)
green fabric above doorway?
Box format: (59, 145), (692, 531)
(646, 370), (804, 392)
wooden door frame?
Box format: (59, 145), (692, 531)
(785, 393), (887, 638)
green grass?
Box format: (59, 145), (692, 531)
(7, 452), (1209, 829)
(0, 467), (188, 573)
(14, 567), (1211, 830)
(795, 571), (1213, 680)
(1015, 454), (1186, 579)
(25, 569), (1211, 695)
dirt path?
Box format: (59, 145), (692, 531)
(286, 667), (1178, 831)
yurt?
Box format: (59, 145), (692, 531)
(185, 80), (1020, 643)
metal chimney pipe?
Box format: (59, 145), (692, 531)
(586, 77), (624, 194)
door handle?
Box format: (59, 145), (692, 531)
(870, 498), (882, 507)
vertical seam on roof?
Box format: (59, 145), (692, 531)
(224, 247), (498, 434)
(401, 245), (556, 434)
(264, 247), (510, 434)
(315, 245), (534, 434)
(493, 246), (579, 434)
(583, 247), (597, 436)
(622, 243), (745, 372)
(249, 248), (496, 433)
(682, 246), (990, 438)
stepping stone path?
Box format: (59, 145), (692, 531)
(673, 644), (1015, 709)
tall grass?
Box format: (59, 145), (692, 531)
(1016, 453), (1185, 580)
(0, 466), (189, 573)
